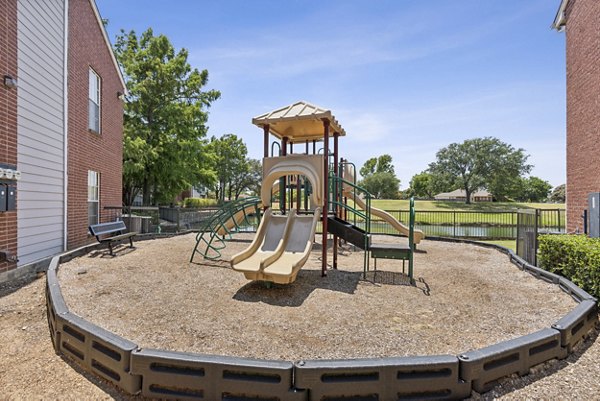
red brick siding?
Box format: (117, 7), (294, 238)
(564, 0), (600, 232)
(67, 0), (124, 248)
(0, 0), (18, 273)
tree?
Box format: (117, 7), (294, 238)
(409, 172), (435, 198)
(208, 134), (248, 202)
(360, 172), (400, 199)
(115, 28), (220, 205)
(517, 176), (552, 203)
(549, 184), (566, 203)
(429, 137), (531, 204)
(359, 155), (400, 199)
(359, 154), (395, 178)
(230, 158), (262, 199)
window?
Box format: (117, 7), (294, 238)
(88, 68), (101, 133)
(88, 171), (100, 226)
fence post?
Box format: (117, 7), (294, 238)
(534, 209), (539, 266)
(452, 211), (455, 237)
(176, 207), (180, 232)
(557, 209), (561, 232)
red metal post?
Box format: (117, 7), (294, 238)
(322, 119), (330, 276)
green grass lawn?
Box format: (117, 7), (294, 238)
(478, 239), (516, 251)
(369, 199), (564, 212)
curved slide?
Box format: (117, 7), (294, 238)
(231, 208), (321, 284)
(343, 165), (424, 244)
(216, 202), (261, 236)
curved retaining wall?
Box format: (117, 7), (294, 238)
(46, 239), (598, 400)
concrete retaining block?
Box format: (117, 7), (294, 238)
(59, 312), (141, 394)
(131, 348), (305, 401)
(458, 328), (566, 393)
(552, 299), (598, 353)
(294, 355), (470, 400)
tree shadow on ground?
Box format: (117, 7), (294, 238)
(473, 326), (599, 400)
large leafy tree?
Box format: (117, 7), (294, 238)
(359, 155), (400, 199)
(359, 154), (395, 177)
(549, 184), (566, 203)
(361, 172), (400, 199)
(115, 28), (220, 205)
(429, 137), (531, 204)
(515, 176), (553, 202)
(208, 134), (249, 202)
(409, 172), (435, 198)
(234, 158), (262, 198)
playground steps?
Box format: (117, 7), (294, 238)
(369, 242), (411, 259)
(327, 216), (369, 249)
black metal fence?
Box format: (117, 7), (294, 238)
(344, 209), (564, 240)
(103, 206), (564, 242)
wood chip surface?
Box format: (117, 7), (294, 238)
(1, 233), (598, 399)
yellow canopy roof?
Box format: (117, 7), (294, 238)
(252, 101), (346, 142)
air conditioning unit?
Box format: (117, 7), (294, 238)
(589, 192), (600, 238)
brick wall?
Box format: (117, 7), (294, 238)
(67, 0), (124, 248)
(564, 0), (600, 232)
(0, 0), (18, 273)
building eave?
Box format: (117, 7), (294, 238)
(88, 0), (128, 93)
(552, 0), (569, 31)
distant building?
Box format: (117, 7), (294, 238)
(553, 0), (600, 232)
(0, 0), (125, 277)
(434, 189), (493, 202)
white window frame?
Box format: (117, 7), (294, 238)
(88, 170), (100, 226)
(88, 67), (101, 133)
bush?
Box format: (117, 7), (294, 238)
(182, 197), (218, 208)
(538, 234), (600, 300)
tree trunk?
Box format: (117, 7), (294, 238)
(465, 187), (472, 204)
(142, 176), (150, 206)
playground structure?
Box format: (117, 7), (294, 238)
(225, 101), (424, 283)
(42, 102), (600, 400)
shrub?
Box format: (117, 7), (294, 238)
(183, 197), (218, 208)
(538, 234), (600, 300)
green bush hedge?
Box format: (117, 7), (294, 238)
(182, 197), (218, 208)
(538, 234), (600, 300)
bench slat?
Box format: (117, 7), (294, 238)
(89, 221), (128, 236)
(89, 220), (137, 256)
(98, 232), (137, 243)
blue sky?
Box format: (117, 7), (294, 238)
(97, 0), (566, 189)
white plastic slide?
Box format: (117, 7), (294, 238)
(230, 209), (290, 279)
(342, 165), (424, 244)
(262, 208), (321, 284)
(231, 208), (321, 284)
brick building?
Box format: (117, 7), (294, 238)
(553, 0), (600, 232)
(0, 0), (125, 279)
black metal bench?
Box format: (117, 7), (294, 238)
(89, 221), (137, 256)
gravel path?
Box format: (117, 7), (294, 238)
(0, 233), (598, 399)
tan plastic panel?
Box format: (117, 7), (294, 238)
(262, 155), (324, 207)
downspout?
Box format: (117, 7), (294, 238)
(62, 0), (69, 251)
